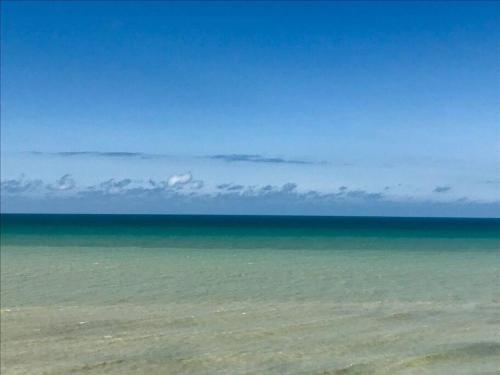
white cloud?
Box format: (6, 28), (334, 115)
(167, 173), (193, 187)
(52, 174), (76, 191)
(2, 174), (499, 217)
(1, 176), (43, 194)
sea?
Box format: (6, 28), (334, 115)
(1, 214), (499, 374)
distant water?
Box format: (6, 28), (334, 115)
(1, 214), (499, 374)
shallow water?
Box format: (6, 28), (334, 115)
(1, 215), (500, 374)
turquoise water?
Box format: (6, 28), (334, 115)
(1, 214), (500, 374)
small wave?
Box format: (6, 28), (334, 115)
(312, 362), (375, 375)
(69, 359), (126, 373)
(331, 363), (375, 374)
(397, 342), (500, 368)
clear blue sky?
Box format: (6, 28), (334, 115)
(1, 1), (499, 216)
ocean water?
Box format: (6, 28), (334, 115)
(1, 214), (499, 374)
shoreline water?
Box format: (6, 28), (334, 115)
(1, 215), (499, 374)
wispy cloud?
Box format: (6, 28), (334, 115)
(96, 178), (133, 194)
(31, 151), (150, 158)
(27, 151), (320, 165)
(207, 154), (314, 165)
(217, 183), (245, 191)
(434, 186), (452, 193)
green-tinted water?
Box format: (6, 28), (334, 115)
(1, 215), (499, 374)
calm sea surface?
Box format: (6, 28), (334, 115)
(1, 214), (499, 374)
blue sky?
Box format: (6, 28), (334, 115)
(1, 1), (499, 216)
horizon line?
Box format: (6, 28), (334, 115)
(1, 212), (499, 220)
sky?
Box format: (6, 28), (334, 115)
(1, 1), (499, 216)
